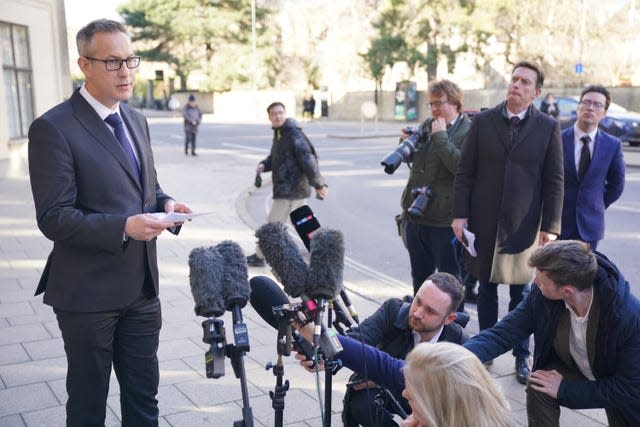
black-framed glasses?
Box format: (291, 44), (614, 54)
(84, 56), (141, 71)
(579, 99), (605, 111)
(427, 100), (448, 109)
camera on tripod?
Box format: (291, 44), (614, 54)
(381, 126), (423, 174)
(407, 185), (433, 217)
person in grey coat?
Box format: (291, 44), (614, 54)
(182, 93), (202, 156)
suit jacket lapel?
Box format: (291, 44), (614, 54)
(119, 106), (147, 191)
(489, 104), (512, 152)
(70, 92), (142, 191)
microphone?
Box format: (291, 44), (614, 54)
(307, 228), (344, 347)
(255, 222), (309, 298)
(188, 246), (227, 378)
(215, 240), (251, 352)
(289, 204), (320, 250)
(291, 205), (360, 323)
(216, 241), (251, 310)
(188, 246), (225, 318)
(249, 276), (315, 359)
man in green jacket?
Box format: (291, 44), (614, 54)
(400, 80), (472, 296)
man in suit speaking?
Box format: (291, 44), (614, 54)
(559, 85), (625, 250)
(28, 19), (191, 426)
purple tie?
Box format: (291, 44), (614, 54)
(105, 113), (141, 182)
(510, 116), (520, 127)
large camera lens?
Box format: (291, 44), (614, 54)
(381, 130), (422, 174)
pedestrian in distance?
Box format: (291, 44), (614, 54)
(183, 93), (202, 156)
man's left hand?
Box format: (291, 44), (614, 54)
(431, 117), (447, 133)
(529, 369), (563, 398)
(539, 231), (557, 246)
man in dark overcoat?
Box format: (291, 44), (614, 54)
(451, 61), (564, 384)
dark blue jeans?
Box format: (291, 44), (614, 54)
(477, 281), (530, 358)
(55, 296), (162, 427)
(404, 221), (460, 295)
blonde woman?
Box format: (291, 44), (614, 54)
(401, 342), (512, 427)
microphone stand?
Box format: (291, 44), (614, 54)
(265, 317), (292, 427)
(227, 306), (254, 427)
(321, 301), (345, 427)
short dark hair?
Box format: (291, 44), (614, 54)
(528, 240), (598, 291)
(266, 102), (286, 114)
(513, 61), (544, 89)
(580, 84), (611, 111)
(427, 272), (463, 313)
(76, 19), (128, 56)
(429, 80), (463, 113)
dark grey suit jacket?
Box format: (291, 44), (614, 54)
(28, 89), (174, 312)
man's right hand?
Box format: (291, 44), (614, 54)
(256, 163), (265, 173)
(125, 214), (175, 241)
(451, 217), (468, 242)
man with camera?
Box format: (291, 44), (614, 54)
(246, 102), (328, 267)
(397, 80), (472, 296)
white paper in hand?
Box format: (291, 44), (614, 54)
(462, 228), (477, 257)
(149, 212), (210, 222)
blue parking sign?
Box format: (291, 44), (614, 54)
(575, 63), (584, 74)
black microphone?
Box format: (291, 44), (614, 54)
(307, 228), (344, 300)
(188, 246), (227, 378)
(307, 228), (344, 347)
(249, 276), (315, 360)
(291, 205), (360, 323)
(290, 205), (320, 250)
(188, 246), (226, 318)
(215, 241), (251, 352)
(255, 222), (309, 298)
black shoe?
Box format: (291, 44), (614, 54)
(192, 152), (197, 156)
(464, 287), (478, 303)
(515, 357), (531, 385)
(246, 254), (266, 267)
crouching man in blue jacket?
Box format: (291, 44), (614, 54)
(464, 240), (640, 426)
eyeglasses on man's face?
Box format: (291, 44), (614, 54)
(427, 100), (448, 109)
(84, 56), (141, 71)
(579, 99), (606, 111)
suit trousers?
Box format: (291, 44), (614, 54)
(404, 221), (459, 295)
(477, 281), (530, 358)
(54, 295), (162, 427)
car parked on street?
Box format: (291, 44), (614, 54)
(534, 96), (640, 146)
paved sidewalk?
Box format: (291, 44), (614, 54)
(2, 115), (632, 426)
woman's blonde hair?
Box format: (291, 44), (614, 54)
(404, 342), (512, 427)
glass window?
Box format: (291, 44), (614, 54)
(1, 21), (34, 139)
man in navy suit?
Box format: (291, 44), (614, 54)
(28, 19), (191, 426)
(560, 85), (625, 250)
